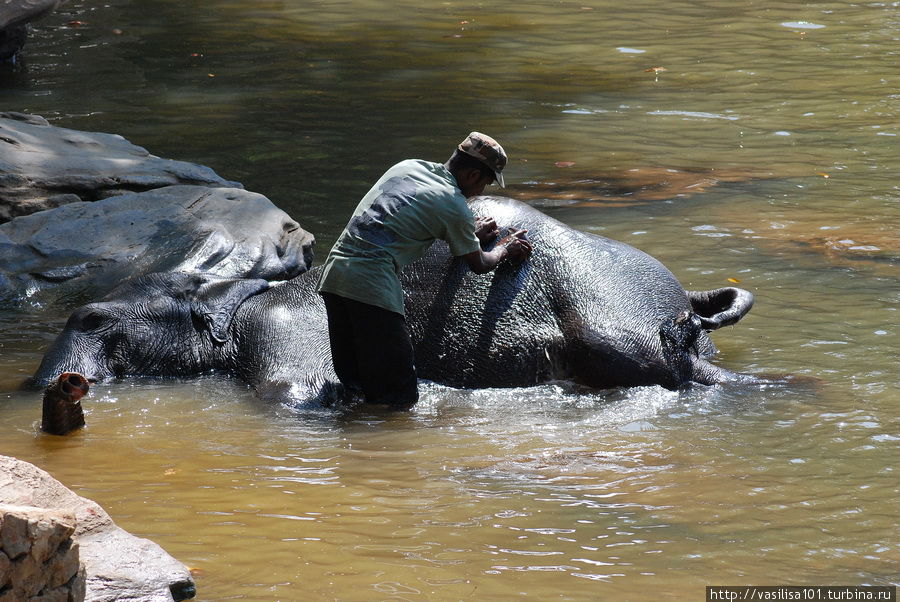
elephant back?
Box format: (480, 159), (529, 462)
(467, 196), (694, 327)
(403, 195), (714, 389)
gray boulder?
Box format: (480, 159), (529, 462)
(0, 455), (196, 601)
(0, 1), (65, 62)
(0, 184), (315, 306)
(0, 112), (240, 222)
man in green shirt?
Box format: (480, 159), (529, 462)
(317, 132), (533, 410)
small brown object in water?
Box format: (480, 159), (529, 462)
(41, 372), (89, 436)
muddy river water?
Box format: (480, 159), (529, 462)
(1, 0), (897, 599)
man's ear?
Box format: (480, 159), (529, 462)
(188, 276), (270, 343)
(455, 168), (470, 184)
(461, 168), (492, 192)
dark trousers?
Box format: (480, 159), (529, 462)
(321, 292), (419, 409)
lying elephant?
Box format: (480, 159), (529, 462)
(32, 196), (756, 401)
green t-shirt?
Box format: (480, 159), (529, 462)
(316, 159), (481, 315)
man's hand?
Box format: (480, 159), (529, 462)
(463, 226), (533, 274)
(498, 228), (533, 262)
(475, 216), (499, 245)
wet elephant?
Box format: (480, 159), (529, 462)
(32, 196), (756, 402)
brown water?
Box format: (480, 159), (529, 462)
(1, 0), (897, 599)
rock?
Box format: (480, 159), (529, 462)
(0, 503), (83, 601)
(0, 1), (65, 62)
(0, 184), (314, 306)
(0, 1), (64, 31)
(0, 509), (31, 559)
(0, 112), (240, 222)
(0, 114), (315, 306)
(0, 550), (9, 584)
(0, 455), (195, 601)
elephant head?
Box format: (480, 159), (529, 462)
(31, 272), (269, 386)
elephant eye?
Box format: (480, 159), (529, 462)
(81, 311), (104, 330)
(71, 308), (107, 332)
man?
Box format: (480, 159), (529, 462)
(316, 132), (533, 410)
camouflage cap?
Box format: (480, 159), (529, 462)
(457, 131), (507, 188)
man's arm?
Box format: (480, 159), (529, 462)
(463, 229), (532, 274)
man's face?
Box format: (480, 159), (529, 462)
(458, 169), (495, 198)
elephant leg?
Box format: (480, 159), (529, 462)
(41, 372), (89, 436)
(687, 287), (754, 330)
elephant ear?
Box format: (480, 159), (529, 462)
(687, 287), (754, 331)
(188, 276), (270, 343)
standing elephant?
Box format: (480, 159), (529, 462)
(32, 197), (756, 402)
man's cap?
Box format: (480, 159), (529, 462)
(458, 131), (507, 188)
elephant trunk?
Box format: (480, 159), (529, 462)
(689, 356), (760, 387)
(41, 372), (89, 436)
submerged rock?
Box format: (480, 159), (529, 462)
(507, 166), (802, 207)
(0, 112), (240, 222)
(0, 184), (315, 306)
(510, 166), (896, 273)
(690, 194), (898, 276)
(0, 455), (196, 601)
